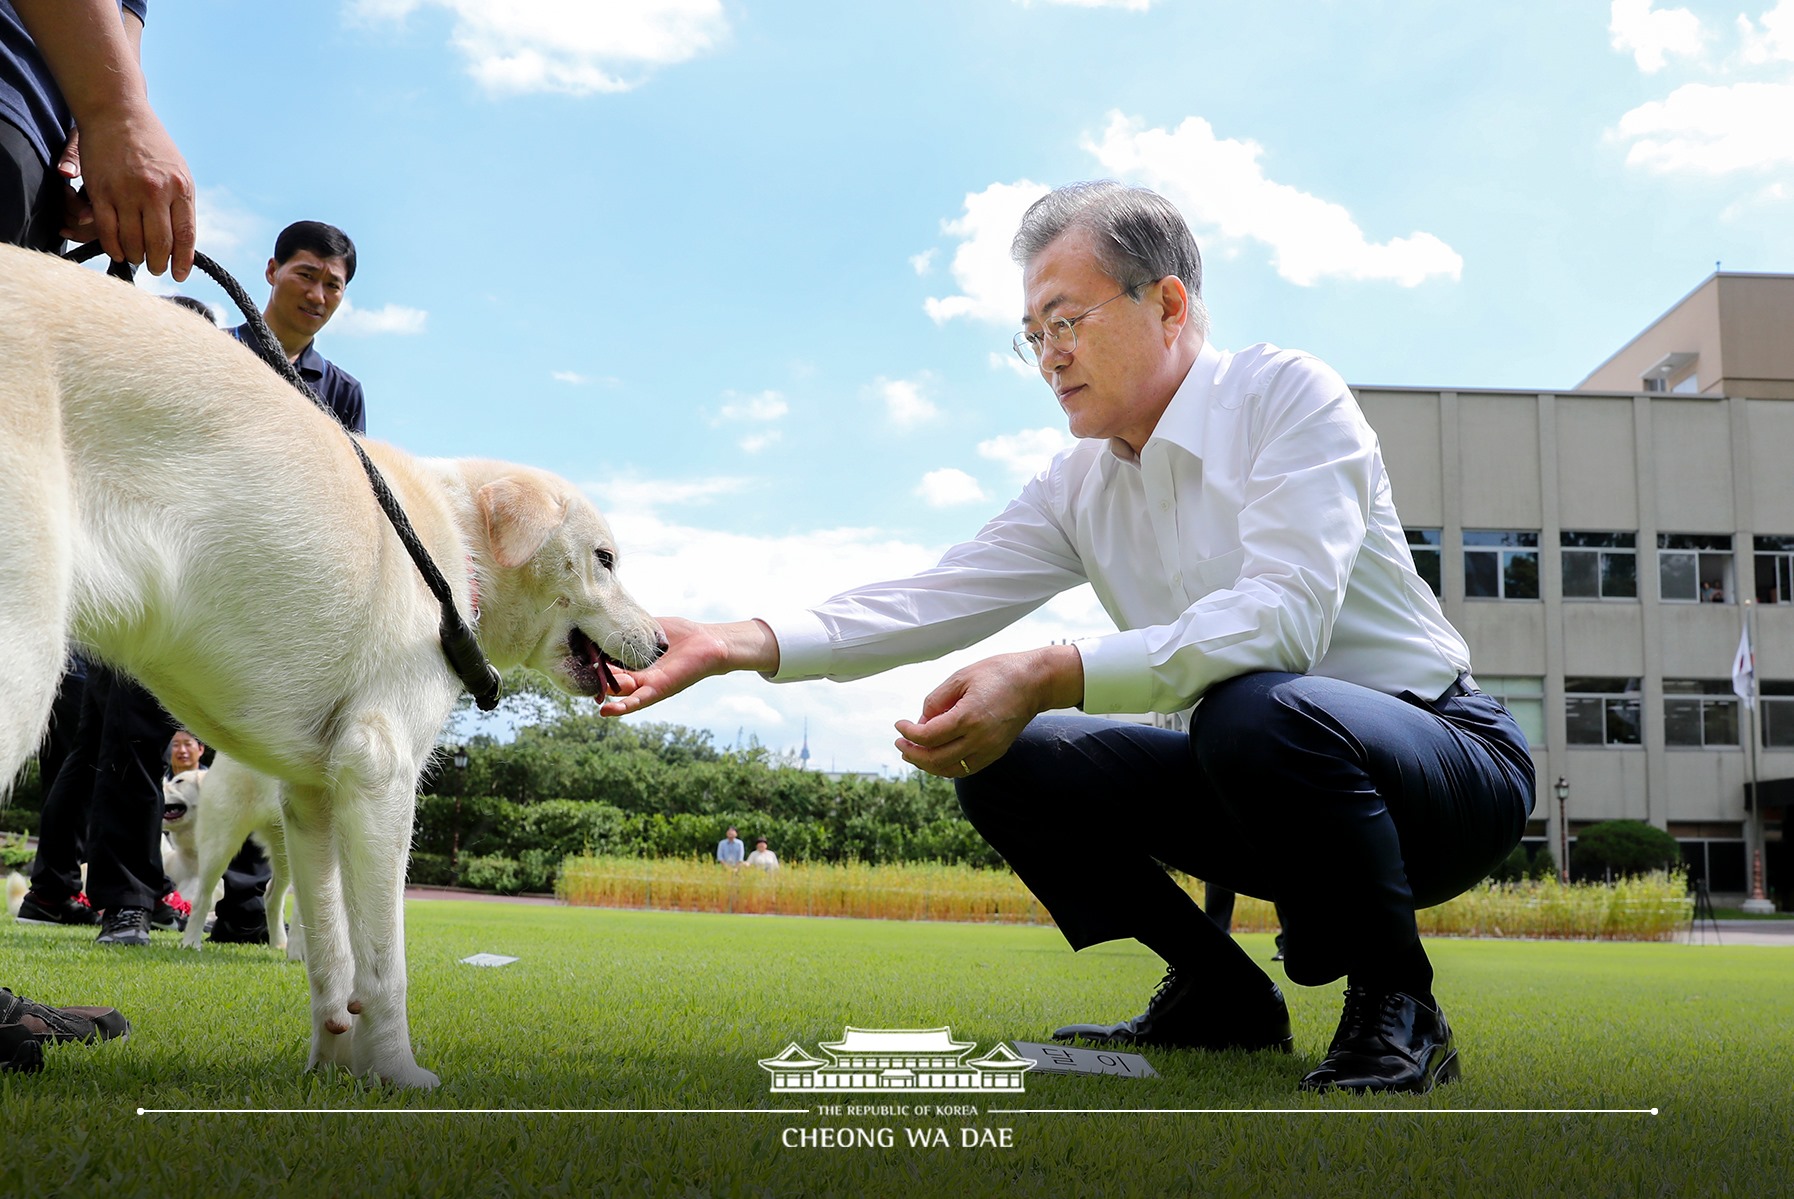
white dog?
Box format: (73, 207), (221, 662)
(164, 763), (301, 958)
(0, 245), (663, 1087)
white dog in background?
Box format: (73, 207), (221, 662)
(0, 245), (664, 1088)
(163, 762), (300, 958)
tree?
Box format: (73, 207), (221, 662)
(1569, 820), (1680, 879)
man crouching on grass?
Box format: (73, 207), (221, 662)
(599, 181), (1535, 1095)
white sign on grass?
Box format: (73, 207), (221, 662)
(459, 953), (519, 967)
(1011, 1041), (1158, 1078)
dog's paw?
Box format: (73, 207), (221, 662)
(374, 1062), (441, 1091)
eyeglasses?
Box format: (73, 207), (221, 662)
(1011, 286), (1140, 365)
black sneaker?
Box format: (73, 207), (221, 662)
(0, 1023), (44, 1074)
(15, 890), (101, 927)
(206, 916), (269, 945)
(95, 907), (152, 947)
(0, 987), (130, 1043)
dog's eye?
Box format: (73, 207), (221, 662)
(595, 548), (615, 571)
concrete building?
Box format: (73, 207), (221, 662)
(1355, 272), (1794, 907)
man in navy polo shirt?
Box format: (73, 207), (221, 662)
(230, 219), (366, 434)
(206, 219), (365, 942)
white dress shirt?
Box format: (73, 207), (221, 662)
(764, 340), (1470, 718)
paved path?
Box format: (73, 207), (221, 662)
(404, 885), (561, 906)
(1672, 918), (1794, 946)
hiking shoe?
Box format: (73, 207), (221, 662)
(0, 1023), (44, 1073)
(16, 890), (100, 927)
(151, 892), (189, 932)
(96, 907), (152, 947)
(0, 987), (130, 1044)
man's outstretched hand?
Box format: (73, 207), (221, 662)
(598, 617), (780, 717)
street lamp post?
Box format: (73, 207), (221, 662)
(450, 745), (469, 877)
(1554, 776), (1570, 884)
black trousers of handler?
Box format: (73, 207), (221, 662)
(956, 672), (1535, 991)
(33, 668), (177, 912)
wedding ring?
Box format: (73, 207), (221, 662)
(960, 758), (971, 776)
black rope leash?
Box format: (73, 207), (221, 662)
(65, 243), (503, 711)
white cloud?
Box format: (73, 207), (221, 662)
(330, 297), (428, 335)
(1609, 0), (1705, 73)
(1740, 1), (1794, 64)
(977, 427), (1077, 482)
(916, 468), (988, 508)
(552, 370), (590, 384)
(909, 248), (936, 275)
(715, 389), (789, 423)
(990, 350), (1039, 379)
(872, 376), (939, 427)
(1611, 3), (1794, 178)
(1085, 111), (1462, 287)
(349, 0), (728, 96)
(586, 472), (747, 514)
(923, 180), (1049, 324)
(195, 187), (261, 260)
(738, 431), (782, 454)
(583, 491), (1113, 771)
(1616, 81), (1794, 172)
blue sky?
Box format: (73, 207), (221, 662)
(129, 0), (1794, 772)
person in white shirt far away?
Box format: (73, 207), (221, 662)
(745, 838), (779, 871)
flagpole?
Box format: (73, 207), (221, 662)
(1744, 599), (1774, 913)
(1747, 599), (1761, 877)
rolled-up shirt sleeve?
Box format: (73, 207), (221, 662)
(1076, 358), (1378, 715)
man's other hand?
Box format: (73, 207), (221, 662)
(895, 644), (1083, 778)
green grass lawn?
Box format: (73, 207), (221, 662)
(2, 901), (1788, 1198)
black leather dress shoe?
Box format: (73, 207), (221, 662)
(1299, 988), (1459, 1094)
(1052, 966), (1293, 1052)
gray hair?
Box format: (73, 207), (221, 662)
(1010, 181), (1208, 338)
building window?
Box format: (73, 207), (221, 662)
(1464, 531), (1539, 599)
(1761, 682), (1794, 748)
(1662, 680), (1740, 748)
(1561, 531), (1637, 600)
(1478, 676), (1545, 747)
(1754, 536), (1794, 605)
(1405, 529), (1441, 597)
(1565, 677), (1642, 746)
(1658, 533), (1733, 603)
(1677, 840), (1747, 892)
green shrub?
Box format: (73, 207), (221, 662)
(412, 795), (521, 859)
(459, 854), (523, 895)
(1530, 844), (1558, 882)
(407, 851), (455, 887)
(0, 808), (38, 839)
(1571, 820), (1680, 879)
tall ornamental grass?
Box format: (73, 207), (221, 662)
(557, 855), (1051, 924)
(558, 856), (1690, 940)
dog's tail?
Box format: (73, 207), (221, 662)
(5, 870), (27, 919)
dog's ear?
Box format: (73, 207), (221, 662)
(479, 478), (566, 568)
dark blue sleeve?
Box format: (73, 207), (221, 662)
(337, 379), (366, 435)
(123, 1), (148, 24)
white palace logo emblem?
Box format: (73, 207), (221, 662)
(760, 1026), (1034, 1094)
